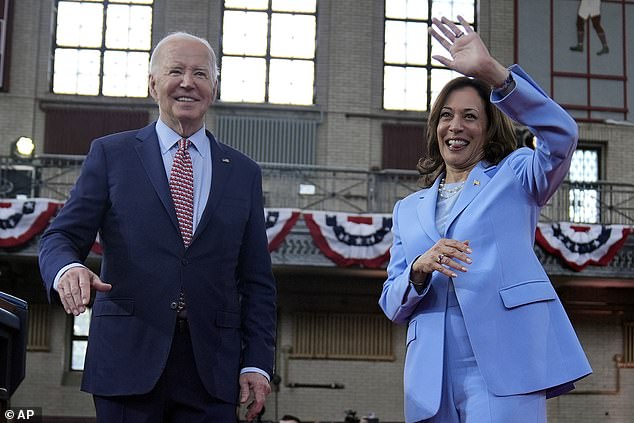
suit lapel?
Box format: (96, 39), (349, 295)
(444, 162), (494, 235)
(416, 177), (442, 242)
(191, 131), (233, 243)
(134, 123), (180, 233)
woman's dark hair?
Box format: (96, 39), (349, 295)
(416, 76), (517, 187)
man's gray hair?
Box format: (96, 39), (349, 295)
(149, 32), (219, 82)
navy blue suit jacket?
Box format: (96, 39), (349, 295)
(39, 122), (276, 403)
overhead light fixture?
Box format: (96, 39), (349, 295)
(11, 137), (35, 160)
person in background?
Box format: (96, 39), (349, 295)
(379, 15), (591, 423)
(39, 31), (276, 423)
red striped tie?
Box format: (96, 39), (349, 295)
(169, 139), (194, 247)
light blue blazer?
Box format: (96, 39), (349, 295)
(379, 65), (592, 423)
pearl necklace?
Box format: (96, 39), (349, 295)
(438, 178), (466, 199)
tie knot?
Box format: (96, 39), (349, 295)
(178, 139), (191, 151)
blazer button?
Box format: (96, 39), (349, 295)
(170, 302), (178, 310)
(181, 258), (189, 265)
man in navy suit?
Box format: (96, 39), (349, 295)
(39, 32), (276, 422)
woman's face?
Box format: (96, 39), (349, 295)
(436, 86), (488, 173)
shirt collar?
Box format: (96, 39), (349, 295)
(156, 119), (209, 159)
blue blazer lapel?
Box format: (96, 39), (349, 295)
(444, 163), (494, 235)
(416, 177), (442, 242)
(134, 123), (180, 233)
(191, 131), (233, 242)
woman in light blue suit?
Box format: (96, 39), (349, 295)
(379, 16), (591, 423)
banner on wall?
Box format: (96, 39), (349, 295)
(0, 199), (61, 247)
(264, 208), (301, 252)
(536, 222), (632, 271)
(2, 198), (633, 274)
(303, 211), (393, 268)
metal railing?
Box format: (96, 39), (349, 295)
(1, 155), (633, 224)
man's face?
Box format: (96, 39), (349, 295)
(149, 37), (217, 136)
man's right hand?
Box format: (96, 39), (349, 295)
(57, 267), (112, 315)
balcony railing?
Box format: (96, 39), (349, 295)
(1, 155), (633, 224)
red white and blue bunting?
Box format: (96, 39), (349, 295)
(0, 199), (62, 247)
(303, 211), (393, 268)
(1, 198), (632, 273)
(264, 208), (301, 252)
(536, 222), (633, 271)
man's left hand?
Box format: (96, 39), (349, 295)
(239, 372), (271, 421)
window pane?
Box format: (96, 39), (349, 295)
(106, 4), (152, 50)
(269, 59), (314, 105)
(431, 0), (475, 23)
(569, 189), (598, 223)
(224, 0), (268, 10)
(430, 68), (460, 106)
(53, 49), (80, 94)
(222, 11), (268, 56)
(220, 57), (266, 102)
(270, 14), (316, 59)
(386, 0), (427, 20)
(53, 49), (101, 95)
(103, 51), (149, 97)
(569, 149), (599, 223)
(128, 6), (153, 49)
(272, 0), (316, 13)
(71, 340), (88, 370)
(383, 65), (427, 111)
(385, 20), (427, 65)
(570, 150), (598, 182)
(75, 50), (102, 95)
(56, 1), (104, 48)
(73, 309), (91, 336)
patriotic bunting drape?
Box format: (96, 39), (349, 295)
(1, 199), (631, 273)
(303, 211), (393, 268)
(0, 199), (62, 247)
(536, 222), (633, 271)
(264, 208), (301, 252)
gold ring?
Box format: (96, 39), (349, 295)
(437, 254), (445, 264)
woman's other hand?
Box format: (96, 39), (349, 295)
(411, 238), (472, 280)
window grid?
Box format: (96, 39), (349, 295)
(383, 0), (477, 111)
(220, 0), (316, 105)
(70, 308), (91, 371)
(569, 147), (601, 223)
(51, 0), (153, 97)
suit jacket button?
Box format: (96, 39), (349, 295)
(170, 302), (178, 310)
(181, 258), (189, 265)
